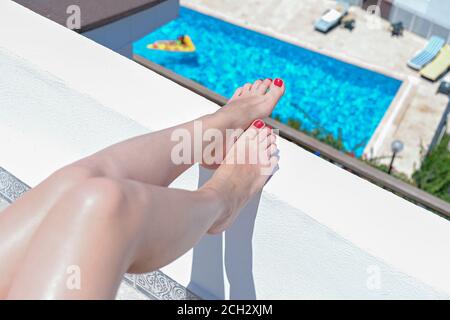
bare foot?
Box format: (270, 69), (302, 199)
(222, 78), (285, 130)
(203, 120), (279, 234)
(202, 78), (284, 169)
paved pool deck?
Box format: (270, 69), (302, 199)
(181, 0), (449, 176)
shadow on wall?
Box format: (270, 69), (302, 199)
(187, 167), (261, 300)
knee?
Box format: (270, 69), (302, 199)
(48, 165), (100, 192)
(65, 177), (127, 222)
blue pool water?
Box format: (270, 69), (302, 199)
(134, 7), (402, 156)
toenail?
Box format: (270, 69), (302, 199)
(253, 119), (265, 129)
(274, 78), (283, 87)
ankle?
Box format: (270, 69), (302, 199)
(199, 182), (226, 207)
(200, 181), (233, 219)
(213, 106), (246, 131)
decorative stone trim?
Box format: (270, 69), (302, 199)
(124, 272), (199, 300)
(0, 167), (29, 202)
(0, 166), (199, 300)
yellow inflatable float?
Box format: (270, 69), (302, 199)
(147, 35), (196, 53)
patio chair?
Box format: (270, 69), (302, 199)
(420, 45), (450, 81)
(343, 19), (355, 31)
(407, 36), (446, 70)
(390, 22), (404, 37)
(314, 4), (348, 33)
(341, 14), (355, 32)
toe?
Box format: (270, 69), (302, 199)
(252, 119), (266, 130)
(241, 83), (252, 96)
(258, 127), (272, 141)
(267, 143), (278, 157)
(260, 154), (279, 178)
(251, 79), (263, 92)
(266, 78), (285, 103)
(265, 133), (277, 146)
(230, 87), (243, 101)
(256, 78), (272, 94)
(242, 119), (265, 140)
(270, 155), (279, 171)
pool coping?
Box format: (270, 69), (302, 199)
(180, 2), (410, 161)
(363, 77), (418, 158)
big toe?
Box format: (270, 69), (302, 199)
(241, 119), (265, 141)
(266, 78), (285, 104)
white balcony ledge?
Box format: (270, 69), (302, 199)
(1, 0), (450, 299)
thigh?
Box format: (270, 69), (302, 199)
(0, 165), (98, 297)
(6, 176), (149, 299)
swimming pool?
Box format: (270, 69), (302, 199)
(133, 7), (402, 157)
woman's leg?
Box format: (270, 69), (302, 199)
(75, 78), (284, 186)
(0, 165), (98, 297)
(7, 124), (278, 299)
(0, 79), (284, 298)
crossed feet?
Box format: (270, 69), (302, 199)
(203, 78), (285, 234)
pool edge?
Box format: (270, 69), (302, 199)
(363, 78), (416, 158)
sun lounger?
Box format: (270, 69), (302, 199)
(407, 36), (445, 70)
(314, 6), (348, 33)
(420, 45), (450, 81)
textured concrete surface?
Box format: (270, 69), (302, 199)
(181, 0), (449, 176)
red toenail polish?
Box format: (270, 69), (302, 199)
(253, 119), (265, 129)
(274, 78), (283, 87)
